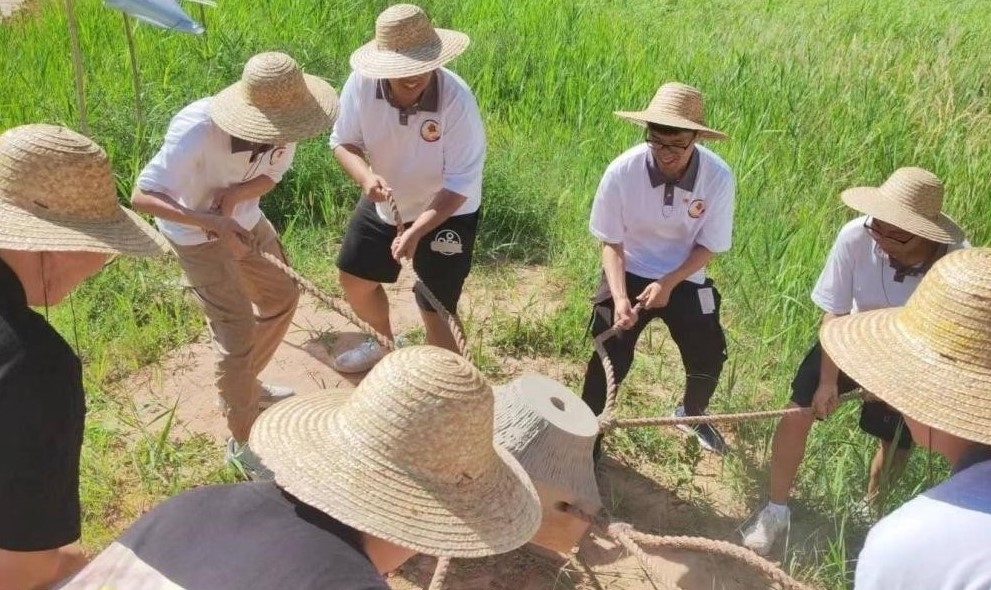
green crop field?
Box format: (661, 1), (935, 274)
(2, 0), (989, 588)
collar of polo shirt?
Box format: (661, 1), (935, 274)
(646, 148), (700, 191)
(375, 74), (441, 125)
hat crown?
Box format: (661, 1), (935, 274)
(494, 375), (601, 510)
(649, 82), (706, 126)
(0, 124), (119, 221)
(343, 346), (497, 484)
(239, 52), (307, 109)
(897, 248), (991, 372)
(880, 167), (944, 220)
(374, 4), (440, 53)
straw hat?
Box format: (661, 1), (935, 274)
(494, 374), (601, 514)
(841, 167), (963, 244)
(249, 345), (541, 558)
(821, 248), (991, 446)
(615, 82), (727, 140)
(210, 52), (339, 145)
(0, 124), (167, 256)
(350, 4), (470, 79)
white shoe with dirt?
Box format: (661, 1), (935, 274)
(259, 382), (294, 409)
(331, 338), (387, 374)
(741, 502), (791, 555)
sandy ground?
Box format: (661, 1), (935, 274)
(119, 267), (793, 589)
(0, 0), (29, 19)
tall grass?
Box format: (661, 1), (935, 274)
(2, 0), (989, 586)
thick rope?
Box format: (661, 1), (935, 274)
(600, 393), (861, 432)
(386, 193), (470, 358)
(259, 251), (395, 351)
(594, 301), (643, 422)
(608, 523), (817, 590)
(607, 522), (680, 590)
(427, 557), (452, 590)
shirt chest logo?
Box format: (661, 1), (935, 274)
(688, 199), (706, 218)
(421, 119), (441, 143)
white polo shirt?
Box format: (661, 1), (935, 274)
(136, 98), (297, 246)
(854, 459), (991, 590)
(329, 68), (485, 225)
(588, 143), (735, 284)
(811, 216), (967, 315)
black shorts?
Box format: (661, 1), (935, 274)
(791, 341), (912, 449)
(336, 198), (478, 313)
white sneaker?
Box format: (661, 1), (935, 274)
(259, 383), (294, 409)
(741, 503), (790, 555)
(225, 438), (274, 481)
(332, 338), (387, 374)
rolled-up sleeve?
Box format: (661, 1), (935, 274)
(695, 173), (735, 253)
(441, 91), (485, 200)
(589, 170), (624, 245)
(329, 72), (364, 151)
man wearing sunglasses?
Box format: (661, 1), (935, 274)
(582, 82), (735, 457)
(742, 167), (968, 556)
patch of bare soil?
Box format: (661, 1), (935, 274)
(0, 0), (37, 21)
(119, 265), (796, 589)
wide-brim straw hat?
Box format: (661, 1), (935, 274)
(821, 248), (991, 446)
(0, 124), (168, 256)
(615, 82), (727, 141)
(841, 167), (964, 244)
(250, 345), (541, 558)
(350, 4), (470, 79)
(210, 52), (339, 145)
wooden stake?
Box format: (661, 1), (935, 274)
(64, 0), (88, 134)
(121, 12), (143, 129)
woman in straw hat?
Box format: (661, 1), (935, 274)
(131, 52), (339, 475)
(742, 167), (968, 556)
(0, 124), (168, 590)
(329, 4), (484, 372)
(58, 346), (542, 590)
(581, 82), (735, 456)
(818, 248), (991, 590)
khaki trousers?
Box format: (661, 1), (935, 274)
(171, 218), (299, 442)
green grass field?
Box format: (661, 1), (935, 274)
(2, 0), (990, 587)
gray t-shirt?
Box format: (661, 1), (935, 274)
(58, 482), (389, 590)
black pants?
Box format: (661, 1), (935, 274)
(581, 272), (728, 417)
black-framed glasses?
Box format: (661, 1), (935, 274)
(645, 130), (695, 156)
(864, 217), (915, 245)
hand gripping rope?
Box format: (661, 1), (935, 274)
(252, 195), (837, 589)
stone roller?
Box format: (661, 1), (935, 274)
(494, 374), (601, 556)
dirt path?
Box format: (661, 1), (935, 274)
(0, 0), (28, 19)
(119, 266), (796, 590)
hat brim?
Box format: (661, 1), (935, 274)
(0, 197), (168, 256)
(613, 110), (728, 141)
(210, 74), (340, 145)
(250, 391), (542, 558)
(821, 310), (991, 446)
(842, 187), (964, 244)
(349, 29), (469, 79)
